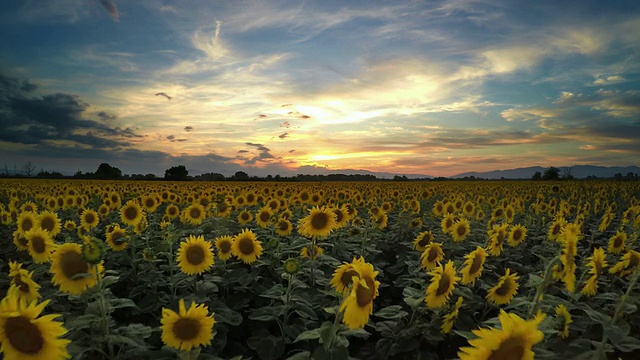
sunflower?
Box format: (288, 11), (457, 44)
(330, 259), (363, 295)
(37, 211), (61, 237)
(16, 211), (37, 236)
(63, 220), (76, 232)
(486, 268), (520, 305)
(440, 214), (457, 234)
(25, 228), (55, 264)
(413, 231), (434, 252)
(20, 201), (38, 213)
(237, 209), (253, 225)
(275, 218), (293, 237)
(333, 205), (349, 229)
(177, 235), (214, 275)
(421, 243), (444, 270)
(0, 289), (70, 360)
(451, 218), (471, 242)
(298, 206), (337, 239)
(560, 233), (578, 292)
(581, 248), (607, 296)
(607, 230), (627, 255)
(161, 299), (216, 351)
(255, 207), (274, 228)
(300, 245), (324, 260)
(507, 224), (527, 247)
(441, 296), (464, 334)
(182, 203), (206, 226)
(463, 201), (476, 217)
(460, 246), (487, 285)
(598, 211), (614, 232)
(373, 212), (388, 230)
(555, 304), (572, 339)
(609, 250), (640, 277)
(141, 195), (159, 213)
(120, 200), (144, 227)
(339, 258), (380, 329)
(50, 243), (102, 295)
(106, 226), (128, 251)
(12, 230), (29, 251)
(487, 223), (508, 256)
(164, 204), (180, 220)
(458, 310), (545, 360)
(283, 258), (301, 274)
(80, 208), (99, 230)
(232, 229), (263, 264)
(214, 235), (233, 261)
(425, 261), (459, 309)
(547, 217), (566, 241)
(10, 269), (41, 304)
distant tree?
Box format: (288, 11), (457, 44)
(145, 173), (157, 180)
(532, 171), (542, 180)
(232, 171), (249, 181)
(22, 161), (36, 177)
(165, 165), (189, 181)
(542, 167), (561, 180)
(94, 163), (123, 179)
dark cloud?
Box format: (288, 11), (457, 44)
(278, 132), (288, 139)
(239, 142), (275, 165)
(166, 135), (187, 142)
(20, 80), (37, 92)
(99, 0), (120, 22)
(166, 135), (175, 140)
(237, 150), (249, 153)
(289, 149), (295, 153)
(97, 111), (117, 121)
(184, 126), (194, 132)
(155, 92), (171, 100)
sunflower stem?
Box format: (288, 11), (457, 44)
(310, 239), (316, 290)
(528, 255), (560, 319)
(95, 264), (115, 360)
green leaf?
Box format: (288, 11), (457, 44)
(285, 351), (311, 360)
(613, 336), (640, 352)
(294, 328), (322, 343)
(341, 328), (370, 339)
(374, 305), (409, 319)
(260, 283), (285, 299)
(110, 298), (139, 310)
(101, 275), (120, 287)
(249, 305), (286, 321)
(319, 321), (336, 348)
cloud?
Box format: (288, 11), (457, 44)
(278, 132), (288, 139)
(99, 0), (119, 21)
(184, 126), (194, 132)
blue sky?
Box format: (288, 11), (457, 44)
(0, 0), (639, 177)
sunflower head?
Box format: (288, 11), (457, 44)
(177, 235), (215, 275)
(214, 235), (233, 261)
(120, 200), (144, 226)
(161, 299), (216, 351)
(283, 258), (301, 275)
(298, 206), (337, 239)
(231, 229), (263, 264)
(82, 237), (105, 265)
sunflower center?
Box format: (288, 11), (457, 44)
(219, 240), (231, 254)
(259, 212), (270, 222)
(30, 235), (46, 253)
(340, 269), (358, 288)
(469, 254), (483, 275)
(457, 225), (467, 237)
(418, 235), (430, 247)
(40, 217), (55, 232)
(61, 251), (89, 279)
(14, 277), (30, 293)
(613, 236), (623, 248)
(22, 218), (34, 232)
(124, 206), (138, 220)
(172, 318), (201, 341)
(445, 219), (453, 229)
(334, 210), (344, 223)
(629, 254), (640, 268)
(112, 232), (125, 245)
(18, 236), (28, 247)
(427, 247), (440, 262)
(241, 212), (250, 221)
(189, 207), (201, 219)
(145, 199), (155, 208)
(488, 335), (525, 360)
(237, 237), (255, 255)
(186, 245), (205, 265)
(311, 213), (329, 230)
(278, 221), (289, 231)
(494, 279), (512, 296)
(355, 277), (375, 307)
(435, 272), (452, 296)
(512, 230), (522, 241)
(84, 213), (96, 224)
(5, 316), (44, 355)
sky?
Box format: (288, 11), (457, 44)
(0, 0), (639, 178)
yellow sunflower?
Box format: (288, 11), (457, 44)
(420, 243), (444, 270)
(300, 245), (324, 260)
(214, 235), (233, 261)
(10, 269), (41, 304)
(547, 217), (566, 242)
(440, 214), (457, 234)
(37, 211), (61, 237)
(560, 233), (578, 292)
(254, 207), (273, 228)
(441, 296), (464, 334)
(237, 209), (253, 225)
(339, 258), (380, 329)
(275, 218), (293, 237)
(487, 223), (508, 256)
(141, 195), (159, 213)
(50, 243), (102, 295)
(161, 299), (216, 351)
(460, 246), (487, 285)
(333, 206), (349, 229)
(373, 212), (388, 230)
(607, 230), (627, 255)
(106, 226), (128, 251)
(120, 200), (144, 227)
(425, 261), (459, 309)
(555, 304), (572, 339)
(0, 288), (70, 360)
(507, 224), (527, 247)
(330, 259), (363, 295)
(176, 235), (215, 275)
(232, 229), (263, 264)
(486, 268), (520, 305)
(413, 230), (434, 252)
(609, 250), (640, 277)
(458, 310), (545, 360)
(451, 218), (471, 242)
(80, 209), (99, 230)
(12, 230), (29, 251)
(25, 227), (55, 264)
(182, 203), (206, 226)
(16, 211), (37, 236)
(298, 206), (337, 239)
(581, 247), (607, 296)
(63, 220), (76, 232)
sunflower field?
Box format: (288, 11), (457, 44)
(1, 178), (640, 360)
